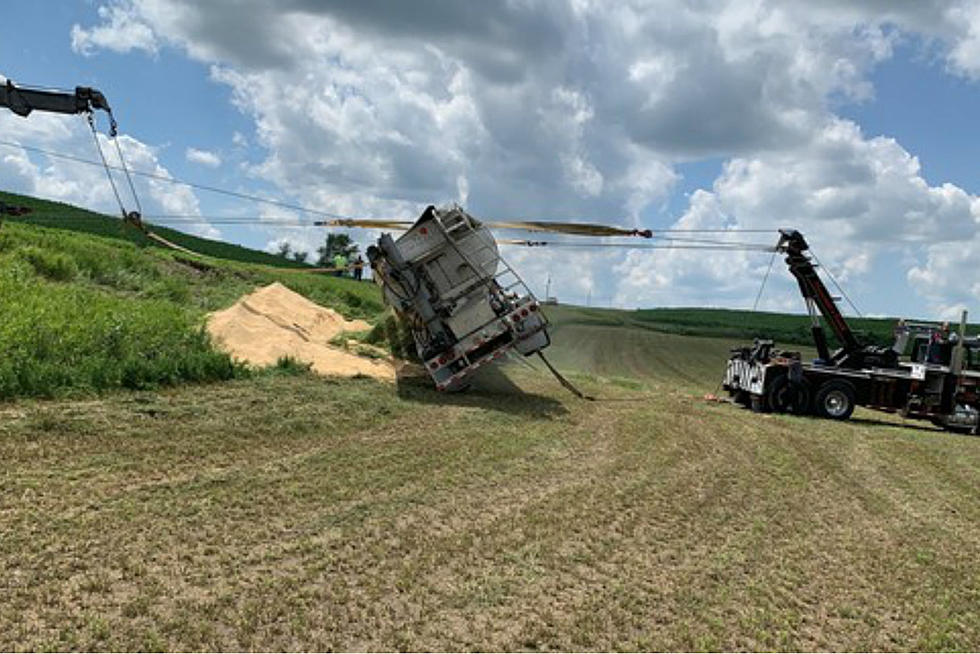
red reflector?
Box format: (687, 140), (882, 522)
(529, 304), (538, 312)
(512, 312), (521, 321)
(438, 355), (447, 365)
(521, 308), (529, 317)
(420, 227), (428, 235)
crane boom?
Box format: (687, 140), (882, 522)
(776, 229), (859, 362)
(0, 80), (116, 134)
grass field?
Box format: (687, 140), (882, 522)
(0, 219), (381, 399)
(3, 314), (979, 650)
(3, 195), (980, 650)
(0, 190), (311, 269)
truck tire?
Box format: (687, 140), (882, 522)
(750, 394), (769, 413)
(767, 374), (811, 415)
(814, 380), (856, 420)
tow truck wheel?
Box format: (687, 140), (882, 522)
(814, 380), (856, 420)
(767, 374), (811, 415)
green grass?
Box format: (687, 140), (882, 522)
(3, 192), (980, 650)
(547, 304), (980, 350)
(1, 189), (311, 269)
(0, 216), (383, 399)
(1, 365), (978, 651)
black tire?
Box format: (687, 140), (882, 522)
(767, 374), (811, 415)
(814, 380), (856, 420)
(750, 394), (769, 413)
(734, 390), (751, 408)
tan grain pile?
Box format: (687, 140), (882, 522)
(206, 282), (396, 381)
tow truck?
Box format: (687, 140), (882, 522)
(723, 230), (979, 434)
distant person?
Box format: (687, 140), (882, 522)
(332, 252), (348, 277)
(928, 322), (950, 364)
(353, 255), (364, 281)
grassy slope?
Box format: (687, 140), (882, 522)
(0, 216), (382, 398)
(2, 199), (979, 649)
(2, 306), (979, 650)
(546, 302), (980, 350)
(0, 189), (311, 269)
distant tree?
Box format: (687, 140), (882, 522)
(291, 250), (309, 263)
(316, 233), (359, 266)
(276, 242), (292, 259)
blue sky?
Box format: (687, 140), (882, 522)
(3, 1), (980, 319)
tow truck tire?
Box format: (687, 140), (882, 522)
(767, 374), (811, 415)
(814, 380), (856, 420)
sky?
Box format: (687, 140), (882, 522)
(2, 1), (980, 319)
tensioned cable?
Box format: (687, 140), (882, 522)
(147, 214), (780, 235)
(112, 134), (143, 216)
(0, 138), (350, 219)
(85, 114), (127, 218)
(0, 138), (786, 240)
(810, 250), (863, 317)
(752, 249), (778, 312)
(498, 240), (775, 251)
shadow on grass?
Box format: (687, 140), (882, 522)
(395, 364), (569, 419)
(849, 415), (980, 437)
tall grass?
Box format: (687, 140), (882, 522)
(0, 220), (386, 399)
(0, 261), (243, 399)
(1, 189), (311, 269)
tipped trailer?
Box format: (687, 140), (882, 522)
(724, 230), (980, 434)
(367, 204), (550, 391)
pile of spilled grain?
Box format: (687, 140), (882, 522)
(207, 282), (396, 381)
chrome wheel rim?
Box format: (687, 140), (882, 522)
(824, 390), (849, 417)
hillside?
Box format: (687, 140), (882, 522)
(0, 207), (382, 399)
(0, 190), (311, 269)
(549, 304), (980, 350)
(2, 194), (980, 650)
(3, 362), (978, 650)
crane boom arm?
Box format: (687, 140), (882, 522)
(777, 229), (860, 363)
(1, 80), (115, 133)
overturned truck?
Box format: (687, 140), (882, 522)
(367, 205), (550, 391)
(724, 230), (980, 434)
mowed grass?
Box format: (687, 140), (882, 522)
(2, 316), (979, 650)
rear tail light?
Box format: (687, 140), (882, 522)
(529, 304), (538, 312)
(521, 308), (529, 317)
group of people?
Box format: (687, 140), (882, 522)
(330, 253), (366, 281)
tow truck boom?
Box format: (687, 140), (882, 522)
(778, 230), (858, 362)
(1, 80), (116, 134)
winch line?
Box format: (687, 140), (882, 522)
(0, 138), (351, 220)
(1, 139), (785, 240)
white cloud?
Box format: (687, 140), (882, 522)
(0, 108), (216, 239)
(68, 1), (980, 315)
(71, 2), (159, 56)
(185, 147), (221, 167)
(611, 118), (980, 311)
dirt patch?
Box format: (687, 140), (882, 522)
(206, 282), (395, 381)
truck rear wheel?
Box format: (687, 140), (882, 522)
(814, 380), (856, 420)
(767, 374), (811, 415)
